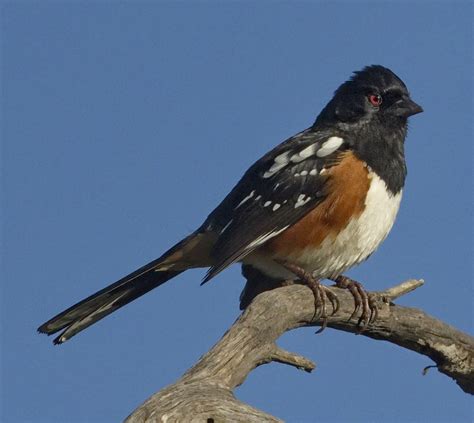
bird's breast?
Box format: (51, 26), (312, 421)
(245, 155), (402, 279)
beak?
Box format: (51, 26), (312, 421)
(392, 97), (423, 118)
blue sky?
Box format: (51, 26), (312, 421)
(2, 1), (472, 422)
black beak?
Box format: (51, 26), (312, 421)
(392, 97), (423, 118)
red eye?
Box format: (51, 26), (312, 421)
(368, 94), (382, 107)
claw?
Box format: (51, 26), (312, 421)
(348, 285), (362, 321)
(323, 286), (340, 315)
(315, 316), (328, 334)
(368, 295), (378, 323)
(319, 285), (327, 319)
(315, 283), (328, 333)
(333, 275), (378, 330)
(276, 260), (338, 333)
(349, 302), (361, 322)
(357, 293), (371, 330)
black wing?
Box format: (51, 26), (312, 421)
(201, 128), (347, 282)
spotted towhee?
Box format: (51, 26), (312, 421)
(39, 65), (423, 344)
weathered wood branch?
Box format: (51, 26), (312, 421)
(126, 280), (474, 422)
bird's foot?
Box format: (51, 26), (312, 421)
(276, 260), (339, 332)
(331, 275), (377, 331)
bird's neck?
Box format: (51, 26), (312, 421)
(350, 123), (407, 195)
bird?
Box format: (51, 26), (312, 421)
(38, 65), (423, 344)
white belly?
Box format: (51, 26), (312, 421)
(245, 173), (402, 279)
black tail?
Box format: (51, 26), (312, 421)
(38, 231), (214, 344)
(38, 262), (182, 344)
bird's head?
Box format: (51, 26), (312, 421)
(315, 65), (423, 129)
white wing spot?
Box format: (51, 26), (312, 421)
(263, 151), (290, 178)
(297, 143), (317, 159)
(295, 194), (311, 208)
(294, 173), (300, 177)
(272, 203), (281, 211)
(220, 219), (233, 234)
(309, 169), (317, 176)
(290, 154), (304, 163)
(265, 140), (336, 178)
(264, 201), (272, 207)
(290, 144), (318, 163)
(274, 151), (290, 164)
(255, 195), (262, 201)
(235, 190), (255, 209)
(316, 136), (343, 157)
(300, 170), (308, 176)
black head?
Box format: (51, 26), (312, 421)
(315, 65), (423, 128)
(314, 65), (422, 195)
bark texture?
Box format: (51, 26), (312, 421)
(126, 280), (474, 423)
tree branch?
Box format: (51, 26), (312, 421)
(125, 280), (474, 422)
